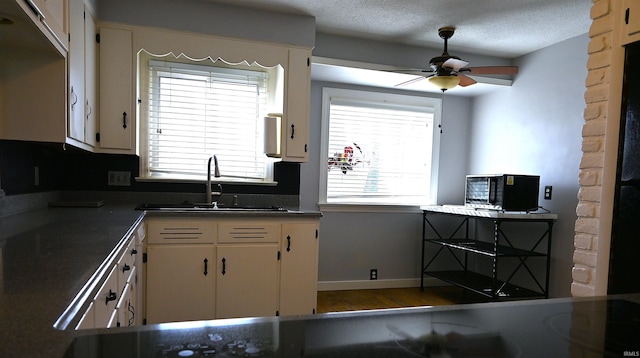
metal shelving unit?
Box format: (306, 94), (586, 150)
(420, 205), (557, 300)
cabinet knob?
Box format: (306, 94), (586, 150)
(122, 263), (131, 273)
(105, 289), (117, 305)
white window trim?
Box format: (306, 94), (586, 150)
(319, 87), (441, 211)
(136, 51), (279, 185)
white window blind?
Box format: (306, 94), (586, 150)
(146, 60), (268, 180)
(322, 89), (438, 206)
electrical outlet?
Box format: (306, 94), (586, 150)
(544, 186), (552, 200)
(108, 171), (131, 186)
(370, 269), (378, 280)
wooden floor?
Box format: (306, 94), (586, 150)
(317, 286), (489, 314)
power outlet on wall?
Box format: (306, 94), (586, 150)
(108, 171), (131, 186)
(370, 269), (378, 280)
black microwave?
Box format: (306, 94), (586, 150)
(465, 174), (540, 211)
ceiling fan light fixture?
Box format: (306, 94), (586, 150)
(428, 75), (460, 91)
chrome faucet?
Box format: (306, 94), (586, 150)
(206, 155), (222, 205)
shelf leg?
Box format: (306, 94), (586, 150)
(421, 211), (426, 290)
(492, 220), (500, 299)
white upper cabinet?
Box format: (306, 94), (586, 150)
(97, 23), (312, 159)
(97, 26), (134, 152)
(621, 0), (640, 45)
(0, 0), (67, 144)
(13, 0), (68, 55)
(283, 48), (311, 162)
(84, 10), (97, 147)
(68, 0), (97, 149)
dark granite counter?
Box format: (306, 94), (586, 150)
(64, 295), (640, 357)
(2, 200), (639, 357)
(0, 200), (322, 357)
(0, 203), (144, 357)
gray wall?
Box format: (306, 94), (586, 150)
(300, 81), (472, 283)
(304, 34), (587, 297)
(96, 0), (587, 297)
(468, 34), (588, 297)
(97, 0), (315, 47)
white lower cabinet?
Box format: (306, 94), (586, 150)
(75, 301), (95, 330)
(93, 265), (119, 328)
(145, 216), (319, 324)
(146, 244), (216, 324)
(279, 222), (319, 316)
(215, 244), (279, 319)
(74, 220), (144, 330)
(116, 277), (136, 327)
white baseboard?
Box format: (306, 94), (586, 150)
(317, 277), (445, 291)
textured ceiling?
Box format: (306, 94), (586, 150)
(201, 0), (592, 58)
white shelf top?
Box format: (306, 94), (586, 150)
(421, 205), (558, 220)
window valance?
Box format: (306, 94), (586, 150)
(131, 25), (292, 68)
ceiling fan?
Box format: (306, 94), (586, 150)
(395, 27), (518, 91)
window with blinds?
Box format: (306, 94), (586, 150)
(143, 59), (270, 180)
(321, 88), (440, 206)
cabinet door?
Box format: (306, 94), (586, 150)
(116, 282), (135, 327)
(99, 27), (134, 151)
(93, 264), (119, 328)
(282, 48), (310, 162)
(216, 244), (278, 319)
(67, 1), (96, 147)
(67, 0), (85, 142)
(623, 0), (640, 45)
(134, 223), (146, 326)
(42, 0), (66, 45)
(279, 223), (319, 316)
(146, 244), (215, 324)
(84, 8), (97, 147)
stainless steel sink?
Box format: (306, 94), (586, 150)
(135, 203), (288, 212)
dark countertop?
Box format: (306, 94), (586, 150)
(0, 202), (322, 357)
(0, 203), (144, 357)
(65, 295), (640, 357)
(2, 202), (639, 357)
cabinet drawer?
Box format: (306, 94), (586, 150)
(75, 301), (95, 330)
(136, 222), (146, 244)
(218, 221), (280, 243)
(116, 282), (135, 327)
(116, 237), (137, 288)
(93, 265), (119, 328)
(147, 218), (216, 244)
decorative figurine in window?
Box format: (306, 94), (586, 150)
(328, 143), (364, 174)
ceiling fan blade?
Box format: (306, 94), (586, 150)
(458, 74), (477, 87)
(442, 58), (469, 71)
(388, 69), (434, 76)
(395, 76), (428, 87)
(465, 66), (519, 75)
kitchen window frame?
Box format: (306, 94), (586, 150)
(318, 87), (442, 212)
(136, 52), (279, 185)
